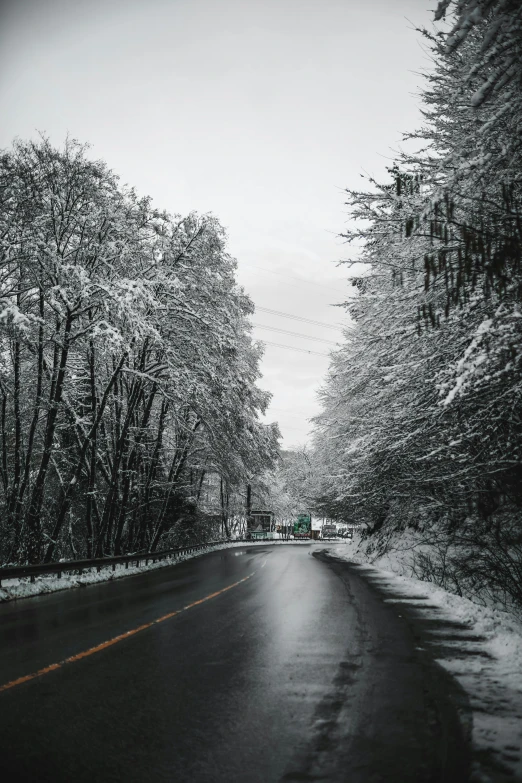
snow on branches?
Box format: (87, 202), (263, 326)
(312, 1), (522, 612)
(0, 138), (279, 564)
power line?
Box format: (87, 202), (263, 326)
(262, 411), (311, 421)
(265, 406), (313, 415)
(252, 322), (337, 345)
(255, 306), (345, 331)
(271, 424), (312, 433)
(261, 340), (329, 357)
(263, 407), (310, 417)
(243, 262), (345, 294)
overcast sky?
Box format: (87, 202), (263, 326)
(0, 0), (435, 447)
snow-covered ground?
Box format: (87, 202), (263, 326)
(327, 538), (522, 783)
(0, 539), (310, 603)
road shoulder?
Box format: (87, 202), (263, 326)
(318, 549), (522, 783)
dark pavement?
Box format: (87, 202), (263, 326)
(0, 544), (470, 782)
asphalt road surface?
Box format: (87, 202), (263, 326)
(0, 544), (470, 782)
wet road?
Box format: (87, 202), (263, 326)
(0, 545), (469, 782)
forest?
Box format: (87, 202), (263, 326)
(311, 0), (522, 611)
(0, 138), (280, 564)
(1, 0), (521, 621)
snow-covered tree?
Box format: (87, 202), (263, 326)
(0, 138), (279, 563)
(312, 1), (522, 610)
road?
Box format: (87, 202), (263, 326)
(0, 544), (470, 782)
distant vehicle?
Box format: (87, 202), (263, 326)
(321, 524), (337, 539)
(293, 513), (312, 539)
(246, 510), (274, 540)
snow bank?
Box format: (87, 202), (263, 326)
(328, 539), (522, 782)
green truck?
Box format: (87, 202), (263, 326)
(293, 513), (312, 539)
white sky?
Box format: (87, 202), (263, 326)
(0, 0), (435, 447)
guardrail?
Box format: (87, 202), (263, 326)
(0, 537), (308, 587)
(0, 540), (233, 587)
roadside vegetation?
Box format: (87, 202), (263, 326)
(312, 1), (522, 613)
(0, 138), (279, 564)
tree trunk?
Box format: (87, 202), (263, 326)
(25, 313), (73, 563)
(16, 292), (45, 526)
(149, 423), (199, 552)
(113, 385), (157, 555)
(44, 349), (128, 562)
(220, 478), (230, 539)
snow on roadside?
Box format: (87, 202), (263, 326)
(328, 540), (522, 783)
(0, 539), (309, 603)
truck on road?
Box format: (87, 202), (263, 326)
(293, 513), (312, 539)
(321, 524), (337, 539)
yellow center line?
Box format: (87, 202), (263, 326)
(0, 571), (255, 694)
